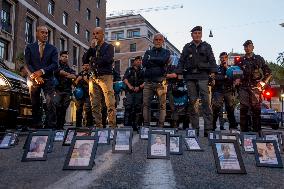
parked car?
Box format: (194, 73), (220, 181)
(0, 60), (32, 130)
(234, 103), (279, 130)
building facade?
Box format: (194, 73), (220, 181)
(105, 14), (180, 76)
(0, 0), (106, 73)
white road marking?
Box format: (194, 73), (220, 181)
(45, 135), (139, 189)
(141, 159), (176, 189)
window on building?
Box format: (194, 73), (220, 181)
(96, 17), (100, 27)
(47, 29), (54, 45)
(111, 31), (124, 40)
(85, 30), (90, 42)
(114, 60), (120, 74)
(75, 22), (79, 34)
(127, 29), (140, 38)
(48, 0), (55, 15)
(60, 37), (68, 51)
(63, 12), (68, 26)
(130, 43), (136, 52)
(147, 30), (153, 39)
(104, 32), (108, 41)
(128, 58), (135, 67)
(86, 9), (91, 20)
(25, 17), (34, 44)
(73, 45), (79, 66)
(0, 39), (9, 60)
(96, 0), (100, 8)
(76, 0), (80, 11)
(1, 0), (12, 33)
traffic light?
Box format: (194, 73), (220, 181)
(263, 89), (272, 101)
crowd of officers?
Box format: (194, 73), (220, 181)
(24, 25), (272, 137)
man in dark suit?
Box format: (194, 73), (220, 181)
(24, 26), (58, 129)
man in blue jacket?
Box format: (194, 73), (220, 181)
(25, 26), (58, 129)
(142, 33), (171, 127)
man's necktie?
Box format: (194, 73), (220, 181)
(39, 43), (45, 59)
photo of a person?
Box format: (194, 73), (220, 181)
(185, 138), (201, 150)
(256, 143), (278, 164)
(27, 136), (48, 158)
(150, 134), (167, 156)
(140, 127), (149, 139)
(265, 135), (280, 151)
(243, 135), (256, 152)
(216, 143), (240, 170)
(170, 137), (179, 152)
(54, 131), (65, 141)
(69, 140), (94, 166)
(187, 129), (196, 137)
(65, 130), (75, 144)
(98, 130), (109, 144)
(114, 130), (130, 150)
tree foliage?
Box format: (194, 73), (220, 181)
(267, 61), (284, 84)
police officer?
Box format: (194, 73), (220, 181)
(142, 33), (171, 127)
(55, 51), (76, 129)
(235, 40), (272, 134)
(212, 52), (238, 131)
(123, 56), (144, 131)
(74, 62), (93, 128)
(174, 26), (217, 136)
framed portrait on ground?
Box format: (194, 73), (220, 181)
(147, 132), (170, 159)
(9, 132), (20, 146)
(54, 130), (65, 142)
(140, 126), (150, 140)
(112, 128), (133, 153)
(253, 140), (283, 168)
(170, 135), (183, 155)
(22, 133), (50, 161)
(63, 136), (98, 170)
(63, 128), (76, 146)
(75, 128), (91, 137)
(212, 139), (246, 174)
(240, 132), (258, 153)
(163, 128), (176, 135)
(186, 128), (197, 138)
(97, 129), (110, 145)
(184, 137), (203, 151)
(261, 131), (282, 152)
(0, 133), (13, 149)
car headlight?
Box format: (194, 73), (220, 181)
(0, 74), (11, 88)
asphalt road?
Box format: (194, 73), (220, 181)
(0, 127), (283, 189)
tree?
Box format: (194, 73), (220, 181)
(267, 61), (284, 84)
(277, 52), (284, 67)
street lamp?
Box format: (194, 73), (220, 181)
(281, 93), (284, 127)
(115, 41), (120, 47)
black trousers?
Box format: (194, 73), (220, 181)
(212, 91), (237, 130)
(239, 87), (262, 133)
(55, 91), (72, 129)
(30, 79), (56, 128)
(75, 97), (93, 127)
(124, 91), (143, 129)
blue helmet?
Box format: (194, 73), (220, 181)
(226, 66), (243, 79)
(73, 87), (84, 100)
(113, 81), (126, 94)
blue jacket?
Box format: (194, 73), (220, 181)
(25, 42), (58, 79)
(142, 47), (170, 82)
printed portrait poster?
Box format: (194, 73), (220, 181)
(256, 143), (278, 165)
(68, 140), (94, 166)
(98, 130), (109, 143)
(185, 138), (201, 150)
(150, 134), (167, 156)
(115, 130), (130, 151)
(170, 137), (179, 152)
(216, 143), (241, 170)
(243, 135), (256, 152)
(27, 136), (48, 158)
